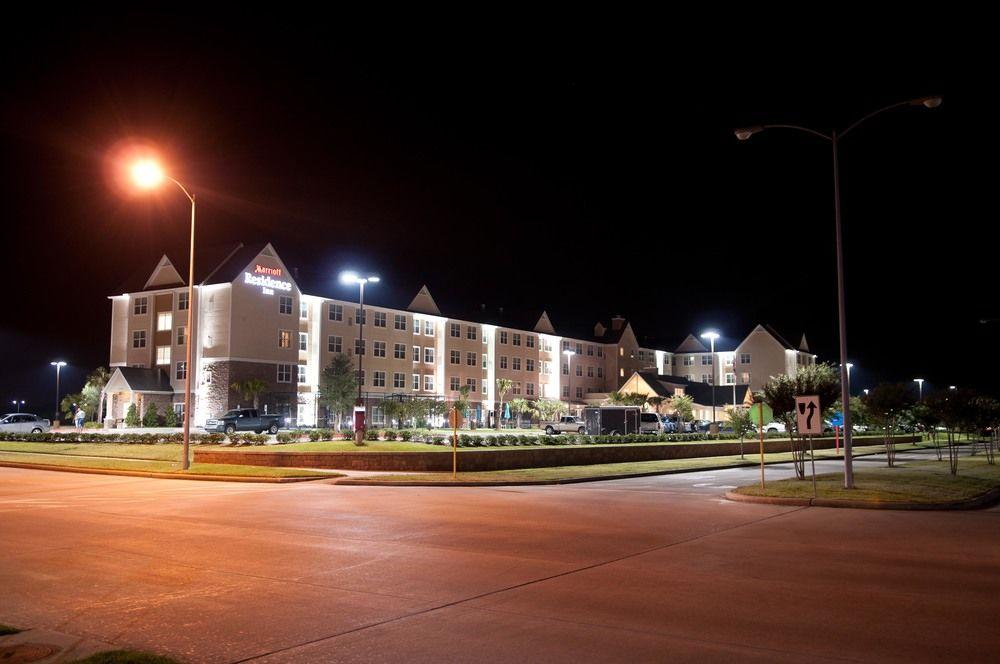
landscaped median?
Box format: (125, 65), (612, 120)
(727, 454), (1000, 509)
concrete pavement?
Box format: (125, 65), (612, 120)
(1, 454), (998, 663)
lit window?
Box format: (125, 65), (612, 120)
(279, 330), (292, 348)
(156, 346), (170, 365)
(157, 312), (172, 331)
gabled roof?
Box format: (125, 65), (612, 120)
(798, 334), (810, 352)
(762, 324), (797, 351)
(675, 334), (709, 353)
(105, 367), (174, 394)
(407, 285), (443, 316)
(143, 255), (184, 290)
(116, 242), (274, 294)
(635, 371), (695, 397)
(534, 311), (556, 335)
(684, 382), (751, 408)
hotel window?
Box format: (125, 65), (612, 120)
(423, 375), (434, 391)
(133, 297), (148, 315)
(701, 355), (713, 365)
(587, 345), (594, 356)
(450, 350), (460, 364)
(373, 311), (386, 328)
(526, 383), (534, 396)
(412, 374), (420, 390)
(725, 373), (735, 385)
(467, 325), (477, 340)
(299, 333), (308, 351)
(279, 296), (293, 315)
(450, 376), (460, 391)
(562, 363), (568, 375)
(512, 357), (521, 371)
(724, 355), (734, 366)
(542, 361), (551, 375)
(481, 379), (488, 394)
(357, 370), (365, 385)
(575, 343), (582, 355)
(277, 364), (293, 383)
(175, 361), (187, 380)
(542, 338), (552, 352)
(562, 385), (569, 398)
(394, 343), (406, 359)
(702, 373), (712, 384)
(424, 347), (434, 364)
(412, 345), (420, 362)
(450, 323), (461, 338)
(526, 335), (535, 349)
(177, 292), (189, 311)
(300, 300), (308, 319)
(683, 356), (694, 366)
(562, 340), (569, 351)
(512, 333), (521, 346)
(671, 356), (676, 366)
(742, 372), (750, 384)
(619, 348), (624, 357)
(279, 330), (292, 348)
(373, 371), (386, 387)
(466, 352), (476, 366)
(587, 366), (594, 378)
(741, 353), (751, 364)
(481, 353), (487, 369)
(575, 365), (582, 377)
(512, 382), (521, 395)
(157, 311), (172, 331)
(574, 387), (581, 399)
(394, 314), (407, 331)
(329, 335), (342, 353)
(466, 378), (476, 392)
(499, 330), (508, 344)
(329, 304), (343, 321)
(423, 320), (434, 336)
(373, 341), (386, 358)
(499, 356), (508, 369)
(597, 347), (603, 358)
(413, 317), (421, 335)
(526, 358), (535, 372)
(298, 366), (308, 384)
(597, 367), (604, 378)
(355, 309), (366, 325)
(156, 346), (170, 365)
(354, 338), (366, 355)
(393, 372), (405, 388)
(176, 327), (186, 346)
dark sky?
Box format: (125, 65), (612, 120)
(1, 15), (993, 415)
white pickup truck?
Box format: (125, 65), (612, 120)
(543, 416), (586, 435)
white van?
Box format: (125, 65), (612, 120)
(639, 412), (664, 434)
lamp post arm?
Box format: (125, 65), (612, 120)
(166, 176), (196, 204)
(839, 100), (915, 140)
(760, 124), (832, 142)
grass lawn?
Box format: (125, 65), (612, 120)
(343, 442), (930, 484)
(735, 455), (1000, 504)
(0, 452), (335, 479)
(0, 623), (20, 635)
(69, 650), (180, 664)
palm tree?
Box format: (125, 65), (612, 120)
(672, 394), (694, 433)
(231, 378), (268, 410)
(495, 378), (513, 430)
(508, 398), (532, 428)
(606, 391), (625, 405)
(647, 396), (667, 414)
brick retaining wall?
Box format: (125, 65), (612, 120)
(193, 436), (918, 472)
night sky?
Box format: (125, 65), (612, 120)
(1, 16), (991, 416)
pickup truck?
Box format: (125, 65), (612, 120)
(543, 416), (586, 435)
(204, 409), (282, 435)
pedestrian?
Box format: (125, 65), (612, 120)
(74, 406), (86, 431)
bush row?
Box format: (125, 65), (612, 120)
(1, 432), (226, 445)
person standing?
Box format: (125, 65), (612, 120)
(74, 407), (86, 431)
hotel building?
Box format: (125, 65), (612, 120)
(99, 242), (814, 427)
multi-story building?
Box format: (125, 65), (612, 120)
(99, 243), (671, 428)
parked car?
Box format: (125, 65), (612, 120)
(543, 416), (586, 435)
(754, 421), (787, 434)
(203, 408), (282, 435)
(639, 412), (664, 434)
(0, 413), (51, 434)
(660, 415), (678, 433)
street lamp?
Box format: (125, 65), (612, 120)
(50, 361), (66, 423)
(735, 95), (941, 489)
(129, 157), (196, 470)
(863, 389), (870, 396)
(563, 349), (576, 417)
(341, 271), (379, 443)
(12, 400), (24, 413)
(700, 331), (720, 429)
(914, 378), (925, 401)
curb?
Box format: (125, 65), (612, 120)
(724, 486), (1000, 511)
(0, 461), (332, 483)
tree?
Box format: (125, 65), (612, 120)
(142, 402), (160, 427)
(124, 403), (140, 427)
(671, 394), (694, 432)
(318, 354), (357, 431)
(534, 399), (563, 422)
(727, 406), (754, 459)
(495, 378), (513, 429)
(910, 402), (942, 459)
(862, 383), (914, 467)
(762, 363), (840, 480)
(622, 392), (650, 407)
(508, 398), (532, 428)
(61, 393), (83, 421)
(606, 391), (625, 405)
(81, 367), (110, 421)
(230, 378), (268, 410)
(926, 389), (974, 475)
(452, 385), (472, 430)
(970, 396), (999, 465)
(163, 406), (179, 427)
(381, 399), (405, 429)
(647, 396), (667, 414)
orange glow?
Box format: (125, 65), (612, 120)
(131, 159), (165, 188)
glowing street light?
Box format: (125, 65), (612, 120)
(127, 155), (196, 469)
(914, 378), (925, 401)
(563, 349), (576, 416)
(340, 271), (379, 443)
(50, 361), (66, 423)
(12, 400), (24, 413)
(700, 331), (720, 429)
(735, 96), (941, 489)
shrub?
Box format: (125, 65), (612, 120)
(308, 430), (322, 442)
(276, 433), (294, 444)
(162, 407), (179, 427)
(365, 428), (380, 441)
(124, 403), (140, 428)
(383, 429), (398, 441)
(398, 430), (413, 441)
(458, 434), (474, 447)
(141, 403), (160, 428)
(317, 429), (333, 441)
(83, 421), (101, 429)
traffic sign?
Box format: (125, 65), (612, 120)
(830, 412), (843, 428)
(795, 395), (823, 435)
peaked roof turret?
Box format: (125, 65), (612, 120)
(407, 285), (442, 316)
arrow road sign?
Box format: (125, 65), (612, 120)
(795, 395), (823, 435)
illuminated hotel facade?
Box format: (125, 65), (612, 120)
(100, 242), (814, 427)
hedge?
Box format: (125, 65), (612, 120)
(0, 432), (225, 445)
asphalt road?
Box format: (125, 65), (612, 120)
(2, 453), (999, 663)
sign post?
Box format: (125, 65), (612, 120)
(796, 395), (823, 497)
(449, 408), (462, 480)
(757, 402), (766, 489)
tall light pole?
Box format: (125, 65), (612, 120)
(12, 400), (24, 413)
(700, 331), (720, 429)
(563, 349), (576, 417)
(50, 361), (66, 423)
(129, 158), (197, 469)
(341, 272), (379, 443)
(735, 95), (941, 489)
(914, 378), (925, 401)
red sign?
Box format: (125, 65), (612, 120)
(254, 264), (282, 277)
